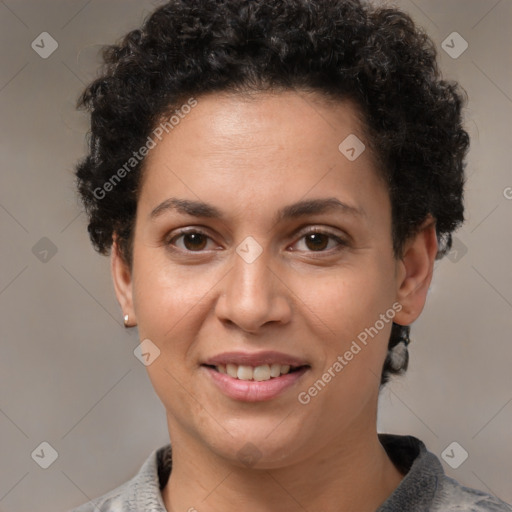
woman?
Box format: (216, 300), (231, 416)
(71, 0), (512, 510)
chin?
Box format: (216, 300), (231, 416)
(197, 420), (309, 468)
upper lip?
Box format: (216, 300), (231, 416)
(203, 351), (310, 368)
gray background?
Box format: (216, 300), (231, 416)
(0, 0), (511, 510)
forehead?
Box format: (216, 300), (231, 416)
(148, 90), (366, 159)
(137, 90), (388, 222)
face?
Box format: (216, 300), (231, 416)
(112, 90), (435, 468)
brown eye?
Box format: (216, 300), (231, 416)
(291, 229), (347, 253)
(181, 232), (208, 251)
(304, 233), (330, 251)
(168, 230), (213, 252)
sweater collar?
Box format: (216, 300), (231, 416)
(133, 433), (442, 511)
(376, 434), (442, 511)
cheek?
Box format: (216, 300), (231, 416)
(293, 260), (397, 403)
(131, 251), (229, 389)
(294, 261), (395, 337)
(293, 268), (395, 420)
(130, 255), (212, 407)
(132, 250), (213, 334)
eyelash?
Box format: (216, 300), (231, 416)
(165, 227), (348, 255)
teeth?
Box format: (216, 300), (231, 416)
(215, 363), (295, 381)
(270, 363), (281, 378)
(237, 365), (253, 380)
(226, 363), (238, 378)
(253, 365), (271, 381)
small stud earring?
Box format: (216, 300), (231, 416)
(123, 314), (129, 325)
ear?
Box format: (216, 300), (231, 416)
(111, 238), (136, 325)
(393, 216), (438, 326)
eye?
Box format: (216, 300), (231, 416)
(291, 229), (347, 253)
(166, 227), (348, 254)
(167, 229), (216, 252)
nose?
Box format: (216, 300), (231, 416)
(214, 245), (292, 333)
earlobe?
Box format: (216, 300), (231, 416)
(394, 217), (438, 326)
(111, 238), (136, 326)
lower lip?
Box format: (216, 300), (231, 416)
(202, 365), (309, 402)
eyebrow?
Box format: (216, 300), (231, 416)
(149, 197), (364, 223)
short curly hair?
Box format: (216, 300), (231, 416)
(75, 0), (469, 386)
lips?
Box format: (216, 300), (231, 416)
(201, 351), (310, 400)
(202, 365), (309, 402)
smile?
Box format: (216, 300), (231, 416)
(201, 364), (310, 402)
(206, 363), (302, 381)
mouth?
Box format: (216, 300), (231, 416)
(201, 363), (310, 402)
(201, 363), (309, 382)
(201, 351), (311, 401)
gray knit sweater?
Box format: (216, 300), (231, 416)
(70, 434), (512, 511)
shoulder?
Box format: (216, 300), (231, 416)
(432, 475), (512, 512)
(68, 481), (132, 512)
(377, 434), (512, 512)
(67, 445), (171, 512)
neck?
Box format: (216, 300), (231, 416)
(162, 417), (404, 512)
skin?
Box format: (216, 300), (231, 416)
(111, 90), (438, 512)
